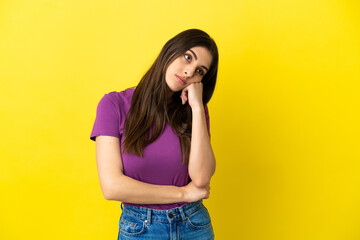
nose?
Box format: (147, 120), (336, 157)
(184, 66), (196, 77)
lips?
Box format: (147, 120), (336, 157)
(176, 75), (186, 84)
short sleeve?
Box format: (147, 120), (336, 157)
(204, 105), (211, 139)
(90, 94), (121, 141)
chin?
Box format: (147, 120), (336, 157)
(166, 81), (180, 93)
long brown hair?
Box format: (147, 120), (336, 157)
(123, 29), (219, 165)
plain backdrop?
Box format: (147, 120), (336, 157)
(1, 0), (359, 239)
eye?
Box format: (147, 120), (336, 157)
(184, 53), (205, 76)
(184, 54), (192, 62)
(197, 68), (205, 76)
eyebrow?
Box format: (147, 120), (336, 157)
(188, 49), (209, 72)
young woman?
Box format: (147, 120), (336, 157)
(90, 28), (219, 240)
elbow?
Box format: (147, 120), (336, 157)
(189, 165), (216, 188)
(103, 192), (113, 201)
(99, 174), (128, 201)
(192, 177), (212, 188)
(101, 185), (115, 200)
(100, 181), (122, 201)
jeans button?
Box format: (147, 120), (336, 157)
(168, 213), (174, 218)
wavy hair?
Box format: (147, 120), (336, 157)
(123, 29), (219, 165)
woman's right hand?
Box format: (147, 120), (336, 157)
(182, 181), (210, 202)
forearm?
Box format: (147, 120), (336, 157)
(103, 174), (186, 204)
(188, 106), (216, 187)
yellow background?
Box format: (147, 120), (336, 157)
(1, 0), (359, 239)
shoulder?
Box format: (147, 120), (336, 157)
(95, 87), (135, 122)
(100, 87), (135, 109)
(104, 87), (135, 104)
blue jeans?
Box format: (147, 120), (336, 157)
(117, 200), (214, 240)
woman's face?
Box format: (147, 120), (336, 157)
(165, 46), (212, 92)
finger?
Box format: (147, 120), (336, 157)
(182, 96), (187, 105)
(180, 88), (186, 98)
(181, 94), (187, 105)
(181, 89), (188, 104)
(181, 88), (188, 98)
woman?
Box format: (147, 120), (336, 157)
(90, 28), (218, 240)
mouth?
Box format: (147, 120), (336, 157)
(175, 75), (186, 84)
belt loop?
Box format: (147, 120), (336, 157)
(146, 208), (152, 225)
(179, 206), (187, 223)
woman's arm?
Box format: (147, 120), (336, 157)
(95, 135), (209, 203)
(188, 105), (216, 187)
(181, 83), (216, 188)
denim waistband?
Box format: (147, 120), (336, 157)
(121, 200), (204, 224)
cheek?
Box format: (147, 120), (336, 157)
(166, 63), (176, 75)
(165, 65), (174, 77)
(171, 58), (183, 69)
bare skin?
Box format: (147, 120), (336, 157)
(180, 82), (216, 188)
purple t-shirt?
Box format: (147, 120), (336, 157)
(90, 87), (210, 210)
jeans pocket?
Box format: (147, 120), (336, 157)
(186, 205), (212, 229)
(118, 212), (147, 237)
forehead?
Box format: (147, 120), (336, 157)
(188, 46), (212, 69)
